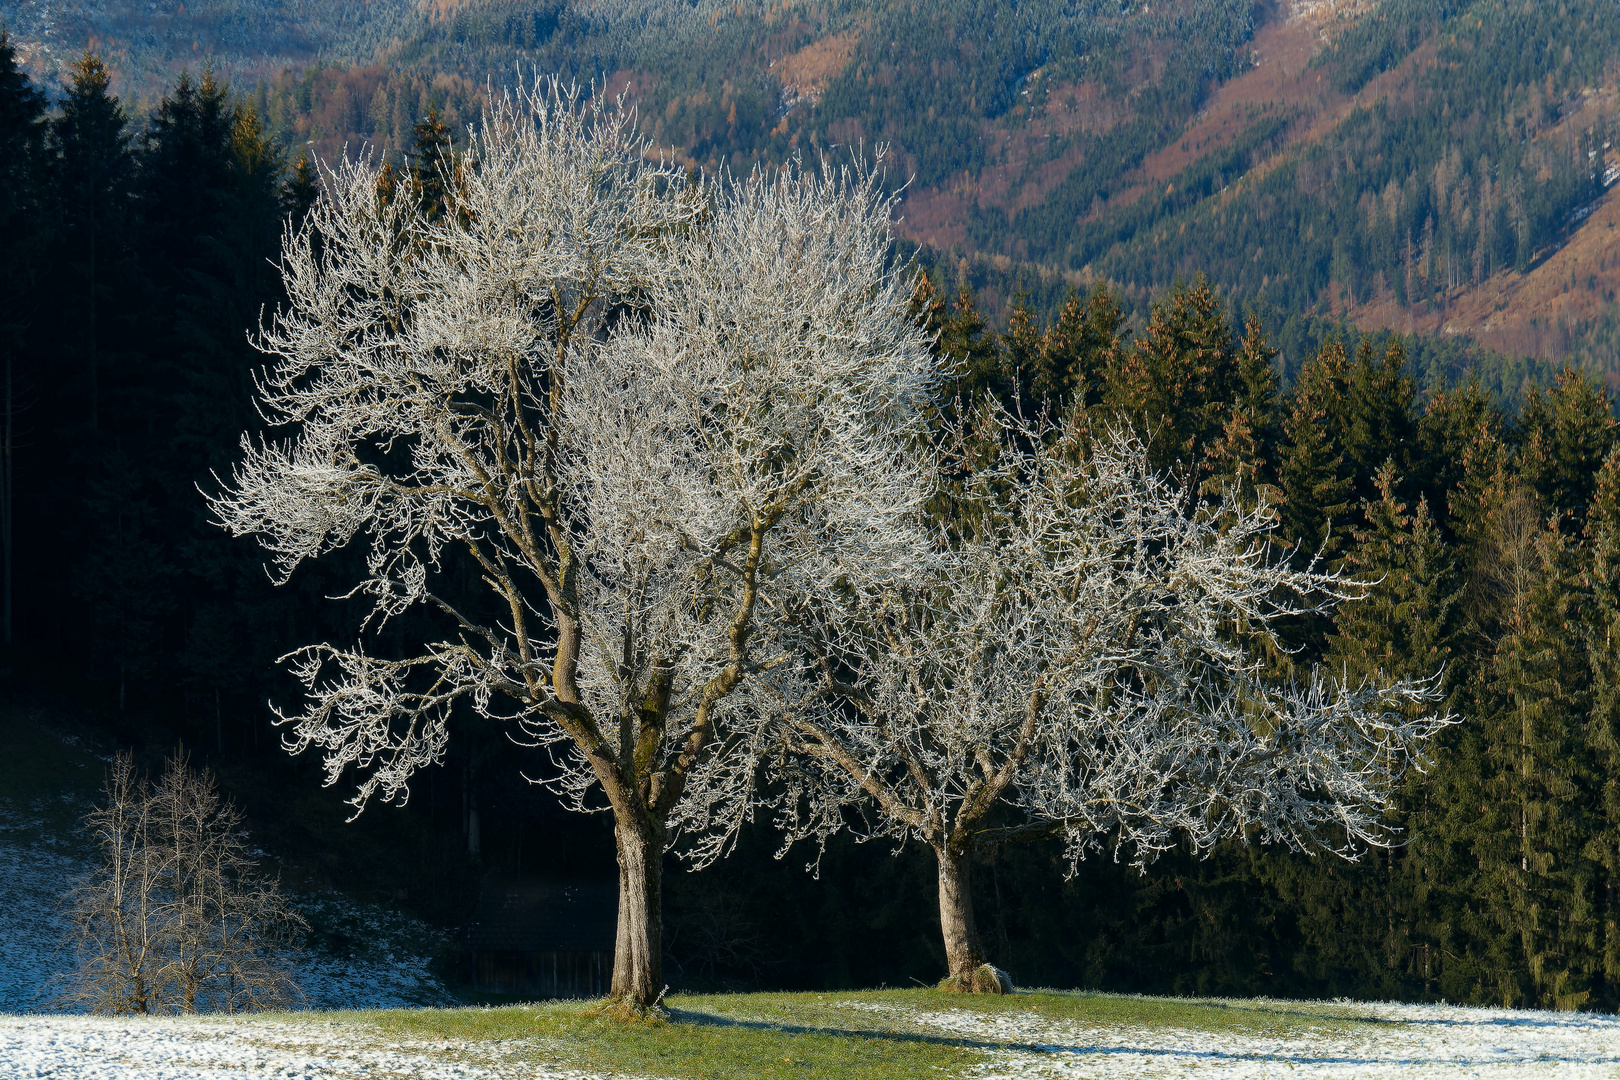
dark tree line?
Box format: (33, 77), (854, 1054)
(0, 40), (589, 930)
(5, 36), (1620, 1009)
(1, 43), (310, 713)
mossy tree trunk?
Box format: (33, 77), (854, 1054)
(611, 817), (664, 1006)
(934, 838), (989, 989)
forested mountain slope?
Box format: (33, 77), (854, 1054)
(0, 0), (422, 104)
(6, 1), (1615, 372)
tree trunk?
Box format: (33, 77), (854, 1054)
(935, 840), (986, 988)
(611, 818), (663, 1007)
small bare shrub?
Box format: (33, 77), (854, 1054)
(58, 750), (306, 1014)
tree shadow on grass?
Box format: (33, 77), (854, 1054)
(668, 1008), (1035, 1053)
(667, 1005), (1620, 1070)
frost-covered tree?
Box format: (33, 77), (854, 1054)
(209, 82), (937, 1007)
(770, 415), (1453, 991)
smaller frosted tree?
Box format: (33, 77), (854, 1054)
(770, 413), (1454, 991)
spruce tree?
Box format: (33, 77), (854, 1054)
(1272, 461), (1467, 1001)
(1000, 290), (1043, 407)
(1277, 341), (1353, 558)
(0, 32), (46, 262)
(408, 106), (457, 222)
(1341, 338), (1417, 502)
(139, 69), (236, 271)
(1583, 447), (1620, 1002)
(1103, 276), (1237, 472)
(1414, 377), (1500, 535)
(911, 276), (1007, 409)
(1442, 404), (1514, 566)
(1330, 461), (1463, 691)
(0, 31), (46, 653)
(281, 150), (319, 230)
(1476, 505), (1599, 1008)
(1034, 281), (1123, 410)
(49, 52), (134, 434)
(1203, 314), (1282, 506)
(1516, 368), (1616, 534)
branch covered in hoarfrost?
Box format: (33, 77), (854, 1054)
(207, 77), (940, 879)
(767, 413), (1455, 873)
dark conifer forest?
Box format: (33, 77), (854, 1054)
(5, 0), (1620, 1014)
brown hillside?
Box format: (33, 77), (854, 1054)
(896, 0), (1620, 371)
(898, 0), (1357, 255)
(1339, 86), (1620, 371)
(773, 28), (860, 107)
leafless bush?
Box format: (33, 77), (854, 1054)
(57, 750), (306, 1014)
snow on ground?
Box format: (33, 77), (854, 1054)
(292, 893), (459, 1011)
(0, 813), (88, 1014)
(0, 1015), (631, 1080)
(840, 997), (1620, 1079)
(2, 997), (1616, 1080)
(0, 797), (455, 1014)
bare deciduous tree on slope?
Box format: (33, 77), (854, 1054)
(61, 751), (304, 1014)
(767, 414), (1455, 992)
(209, 82), (938, 1007)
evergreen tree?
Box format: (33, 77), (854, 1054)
(1330, 461), (1463, 691)
(1516, 368), (1616, 534)
(374, 160), (400, 207)
(1475, 506), (1599, 1008)
(1265, 462), (1465, 1001)
(1033, 281), (1123, 410)
(1103, 276), (1238, 472)
(49, 52), (134, 434)
(1341, 339), (1417, 502)
(0, 31), (46, 653)
(1277, 341), (1353, 558)
(56, 68), (290, 721)
(910, 274), (1007, 410)
(38, 53), (139, 693)
(1414, 377), (1500, 534)
(999, 290), (1043, 408)
(0, 32), (47, 282)
(408, 106), (457, 222)
(1583, 447), (1620, 1001)
(139, 69), (236, 272)
(1202, 314), (1281, 507)
(281, 150), (320, 231)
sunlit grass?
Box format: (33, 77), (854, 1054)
(357, 994), (974, 1080)
(282, 987), (1375, 1079)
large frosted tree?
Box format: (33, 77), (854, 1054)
(769, 414), (1454, 991)
(210, 83), (938, 1007)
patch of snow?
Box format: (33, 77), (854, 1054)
(0, 833), (82, 1014)
(0, 1015), (649, 1079)
(295, 893), (458, 1010)
(838, 997), (1620, 1078)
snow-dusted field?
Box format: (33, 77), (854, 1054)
(0, 1014), (619, 1080)
(3, 996), (1615, 1080)
(842, 997), (1620, 1079)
